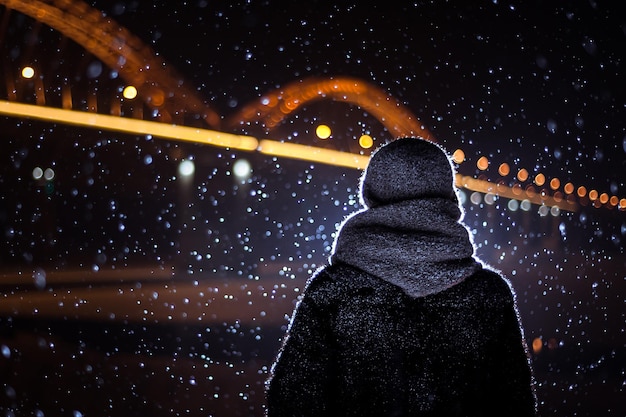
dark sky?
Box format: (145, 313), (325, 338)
(88, 0), (625, 199)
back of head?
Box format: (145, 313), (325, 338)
(360, 137), (458, 208)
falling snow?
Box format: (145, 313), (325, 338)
(0, 1), (625, 416)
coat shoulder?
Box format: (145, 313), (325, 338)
(455, 266), (518, 307)
(303, 262), (399, 305)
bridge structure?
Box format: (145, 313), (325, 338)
(2, 0), (623, 213)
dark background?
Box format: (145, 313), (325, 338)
(1, 1), (625, 416)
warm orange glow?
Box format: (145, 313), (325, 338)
(3, 100), (618, 213)
(577, 186), (587, 198)
(531, 337), (542, 354)
(517, 168), (529, 182)
(477, 156), (489, 171)
(150, 90), (165, 107)
(0, 100), (257, 151)
(553, 191), (563, 202)
(457, 175), (576, 211)
(609, 196), (618, 206)
(358, 134), (373, 149)
(227, 77), (435, 140)
(588, 189), (599, 201)
(2, 0), (221, 128)
(534, 173), (545, 186)
(549, 177), (560, 190)
(316, 124), (331, 139)
(599, 193), (609, 204)
(452, 149), (465, 164)
(564, 182), (574, 194)
(258, 140), (369, 169)
(498, 163), (510, 176)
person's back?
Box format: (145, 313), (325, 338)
(266, 137), (537, 416)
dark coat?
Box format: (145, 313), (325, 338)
(266, 262), (537, 416)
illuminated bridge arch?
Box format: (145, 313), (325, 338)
(1, 1), (432, 141)
(226, 76), (435, 141)
(0, 1), (622, 211)
(0, 0), (221, 128)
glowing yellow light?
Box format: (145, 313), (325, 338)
(498, 163), (510, 176)
(452, 149), (465, 164)
(359, 134), (373, 149)
(258, 140), (369, 169)
(534, 173), (545, 186)
(549, 178), (560, 190)
(517, 168), (529, 182)
(316, 124), (331, 139)
(21, 66), (35, 79)
(476, 156), (489, 171)
(564, 182), (574, 194)
(0, 100), (258, 151)
(123, 85), (138, 100)
(0, 100), (593, 213)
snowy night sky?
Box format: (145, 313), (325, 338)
(0, 1), (625, 416)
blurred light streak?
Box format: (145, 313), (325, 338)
(456, 175), (578, 212)
(3, 99), (618, 212)
(0, 273), (290, 325)
(0, 0), (221, 127)
(0, 100), (258, 151)
(257, 139), (370, 169)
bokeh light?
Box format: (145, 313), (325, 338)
(178, 159), (195, 177)
(233, 158), (252, 180)
(452, 149), (465, 164)
(358, 134), (373, 149)
(21, 66), (35, 79)
(315, 124), (331, 139)
(476, 156), (489, 171)
(123, 85), (138, 100)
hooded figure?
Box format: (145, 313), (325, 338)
(266, 137), (537, 417)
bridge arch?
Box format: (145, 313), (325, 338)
(0, 0), (221, 128)
(226, 76), (435, 141)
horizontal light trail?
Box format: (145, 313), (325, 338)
(258, 139), (370, 169)
(0, 100), (258, 151)
(0, 100), (372, 169)
(0, 272), (294, 325)
(456, 175), (576, 212)
(4, 100), (623, 212)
